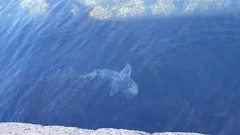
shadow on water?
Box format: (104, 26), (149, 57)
(0, 1), (240, 135)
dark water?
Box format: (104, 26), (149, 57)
(0, 1), (240, 135)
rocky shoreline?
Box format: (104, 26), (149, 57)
(0, 123), (206, 135)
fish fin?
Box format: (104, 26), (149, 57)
(119, 63), (132, 78)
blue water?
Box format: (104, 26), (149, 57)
(1, 1), (240, 135)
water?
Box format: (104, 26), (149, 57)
(0, 0), (240, 135)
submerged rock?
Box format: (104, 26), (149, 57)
(21, 0), (49, 14)
(77, 0), (234, 20)
(150, 0), (175, 15)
